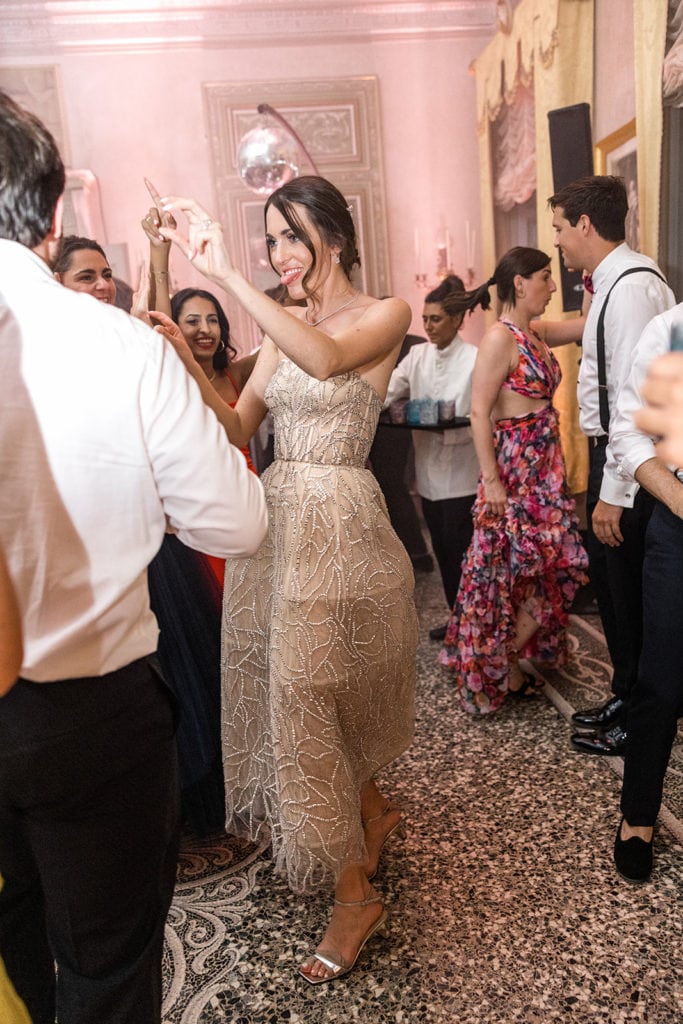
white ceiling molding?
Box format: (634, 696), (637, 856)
(1, 1), (497, 55)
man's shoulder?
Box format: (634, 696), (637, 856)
(607, 247), (666, 286)
(600, 248), (673, 319)
(637, 301), (683, 349)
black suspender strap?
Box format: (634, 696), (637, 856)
(596, 266), (667, 433)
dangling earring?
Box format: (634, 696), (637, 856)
(334, 254), (341, 264)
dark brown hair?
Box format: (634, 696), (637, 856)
(171, 288), (236, 370)
(0, 90), (65, 248)
(443, 247), (551, 313)
(548, 175), (628, 243)
(53, 235), (109, 275)
(425, 275), (467, 318)
(264, 175), (360, 295)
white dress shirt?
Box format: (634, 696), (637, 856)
(0, 240), (268, 682)
(602, 303), (683, 506)
(577, 243), (674, 504)
(383, 335), (479, 500)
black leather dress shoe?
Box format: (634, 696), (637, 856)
(429, 623), (448, 642)
(570, 723), (627, 756)
(614, 818), (653, 883)
(571, 695), (625, 728)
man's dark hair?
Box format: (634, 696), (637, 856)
(0, 91), (65, 248)
(548, 175), (628, 243)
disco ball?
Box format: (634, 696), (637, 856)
(237, 123), (300, 195)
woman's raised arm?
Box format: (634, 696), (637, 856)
(157, 194), (410, 380)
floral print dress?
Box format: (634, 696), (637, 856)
(439, 318), (588, 715)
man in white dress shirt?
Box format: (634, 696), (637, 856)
(605, 303), (683, 882)
(0, 92), (267, 1024)
(548, 176), (674, 757)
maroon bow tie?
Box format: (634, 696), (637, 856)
(582, 273), (594, 295)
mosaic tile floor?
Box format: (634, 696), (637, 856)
(162, 568), (683, 1024)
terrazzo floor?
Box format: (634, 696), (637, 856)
(162, 567), (683, 1024)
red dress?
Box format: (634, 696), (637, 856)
(205, 367), (257, 587)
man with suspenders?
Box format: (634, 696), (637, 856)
(548, 176), (674, 757)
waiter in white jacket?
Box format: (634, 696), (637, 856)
(384, 276), (479, 641)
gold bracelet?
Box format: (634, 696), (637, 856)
(152, 270), (169, 277)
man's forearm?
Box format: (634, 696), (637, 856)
(634, 457), (683, 518)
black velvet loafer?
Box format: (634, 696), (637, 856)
(614, 818), (653, 883)
(571, 695), (625, 728)
(429, 623), (448, 642)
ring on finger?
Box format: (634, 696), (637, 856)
(200, 219), (213, 230)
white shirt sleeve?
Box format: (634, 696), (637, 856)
(140, 335), (268, 558)
(600, 310), (675, 506)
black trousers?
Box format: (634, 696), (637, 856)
(621, 501), (683, 826)
(369, 424), (430, 562)
(586, 440), (654, 703)
(421, 493), (475, 609)
(0, 656), (180, 1024)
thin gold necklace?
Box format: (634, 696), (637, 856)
(305, 292), (358, 327)
(207, 369), (216, 383)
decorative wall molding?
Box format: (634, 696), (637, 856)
(0, 65), (70, 161)
(205, 75), (391, 347)
(1, 1), (496, 55)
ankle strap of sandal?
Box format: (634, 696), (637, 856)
(334, 888), (383, 908)
(362, 800), (398, 827)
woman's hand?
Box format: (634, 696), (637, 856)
(130, 259), (152, 324)
(150, 309), (196, 369)
(157, 194), (234, 285)
(140, 204), (175, 249)
(482, 475), (507, 516)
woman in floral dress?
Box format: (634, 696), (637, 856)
(439, 247), (588, 714)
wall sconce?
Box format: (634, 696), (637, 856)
(237, 103), (320, 195)
(414, 227), (458, 289)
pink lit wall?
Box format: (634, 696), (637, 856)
(0, 33), (489, 348)
(593, 0), (635, 142)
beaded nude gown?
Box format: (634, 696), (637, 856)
(221, 358), (417, 893)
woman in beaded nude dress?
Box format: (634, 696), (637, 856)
(151, 175), (418, 984)
(438, 247), (588, 714)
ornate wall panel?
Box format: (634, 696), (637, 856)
(204, 76), (391, 347)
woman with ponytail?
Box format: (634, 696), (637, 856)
(439, 247), (588, 714)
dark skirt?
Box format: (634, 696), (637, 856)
(148, 534), (225, 835)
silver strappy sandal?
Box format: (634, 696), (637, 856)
(298, 889), (388, 985)
(363, 801), (405, 881)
